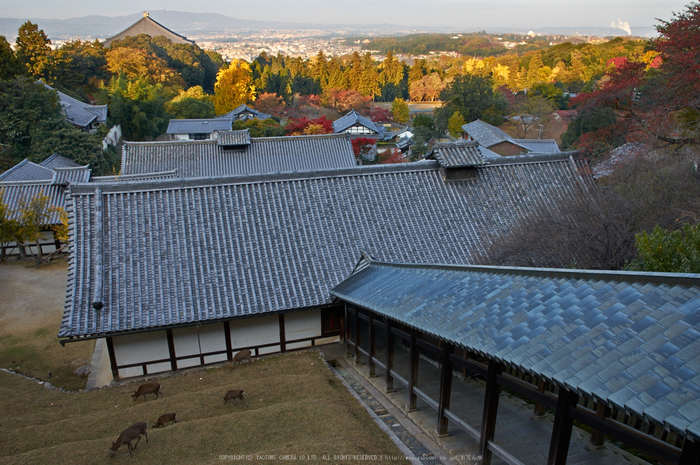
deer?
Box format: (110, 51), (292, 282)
(153, 412), (179, 428)
(131, 382), (162, 401)
(223, 389), (245, 405)
(230, 349), (253, 367)
(109, 421), (148, 457)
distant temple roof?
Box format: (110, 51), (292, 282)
(103, 12), (195, 47)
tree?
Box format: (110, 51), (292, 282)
(627, 224), (700, 273)
(15, 22), (52, 79)
(0, 35), (23, 80)
(16, 192), (68, 265)
(101, 74), (168, 141)
(391, 98), (410, 124)
(368, 106), (392, 123)
(213, 60), (255, 115)
(284, 116), (333, 136)
(447, 112), (466, 138)
(51, 39), (107, 95)
(253, 92), (285, 116)
(0, 189), (20, 263)
(105, 46), (184, 89)
(351, 137), (377, 164)
(165, 86), (215, 119)
(434, 74), (507, 132)
(510, 95), (555, 138)
(232, 118), (285, 137)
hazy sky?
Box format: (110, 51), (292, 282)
(0, 0), (692, 30)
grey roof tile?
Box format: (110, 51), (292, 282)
(121, 133), (356, 178)
(332, 110), (384, 134)
(166, 118), (233, 135)
(331, 260), (700, 440)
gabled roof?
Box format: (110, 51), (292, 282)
(428, 141), (487, 168)
(166, 118), (233, 135)
(0, 159), (53, 182)
(92, 170), (180, 183)
(121, 133), (356, 178)
(60, 156), (590, 341)
(40, 153), (83, 170)
(333, 110), (385, 134)
(216, 104), (271, 121)
(51, 166), (91, 185)
(0, 180), (67, 223)
(57, 91), (108, 129)
(462, 119), (526, 150)
(330, 259), (700, 441)
(514, 139), (561, 154)
(104, 12), (194, 47)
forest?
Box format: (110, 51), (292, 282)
(1, 2), (700, 272)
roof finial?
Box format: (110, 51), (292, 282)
(144, 11), (150, 18)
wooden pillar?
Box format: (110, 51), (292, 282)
(547, 388), (579, 465)
(408, 328), (419, 412)
(534, 379), (549, 416)
(223, 321), (233, 361)
(368, 313), (376, 377)
(480, 360), (502, 465)
(680, 439), (700, 465)
(344, 304), (351, 356)
(339, 305), (346, 344)
(385, 319), (394, 393)
(106, 336), (119, 380)
(279, 313), (286, 352)
(354, 307), (361, 365)
(166, 329), (177, 371)
(589, 402), (610, 447)
(437, 342), (454, 436)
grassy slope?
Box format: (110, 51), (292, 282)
(0, 351), (409, 464)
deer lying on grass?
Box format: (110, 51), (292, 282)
(230, 349), (252, 367)
(223, 389), (245, 405)
(132, 382), (162, 401)
(109, 421), (148, 457)
(154, 412), (179, 428)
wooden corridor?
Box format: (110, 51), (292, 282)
(343, 305), (694, 465)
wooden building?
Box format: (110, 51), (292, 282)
(59, 153), (591, 380)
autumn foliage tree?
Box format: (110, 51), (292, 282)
(213, 59), (255, 115)
(284, 116), (333, 136)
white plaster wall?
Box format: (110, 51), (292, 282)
(172, 327), (202, 369)
(285, 309), (321, 350)
(113, 331), (170, 378)
(200, 323), (228, 364)
(229, 315), (280, 355)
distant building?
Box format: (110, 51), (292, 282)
(166, 118), (233, 141)
(332, 110), (386, 138)
(40, 82), (107, 133)
(215, 104), (271, 122)
(462, 119), (561, 157)
(103, 12), (195, 47)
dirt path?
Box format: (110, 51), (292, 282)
(0, 260), (68, 332)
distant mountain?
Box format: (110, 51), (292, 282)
(0, 10), (657, 42)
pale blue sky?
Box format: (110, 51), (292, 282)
(0, 0), (691, 30)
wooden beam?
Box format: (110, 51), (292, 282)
(223, 321), (233, 361)
(344, 304), (351, 356)
(386, 318), (395, 393)
(279, 313), (286, 352)
(354, 307), (361, 365)
(408, 328), (419, 412)
(533, 379), (548, 416)
(480, 360), (502, 465)
(166, 329), (177, 371)
(547, 388), (579, 465)
(589, 402), (610, 447)
(437, 342), (454, 436)
(368, 312), (376, 377)
(106, 337), (119, 380)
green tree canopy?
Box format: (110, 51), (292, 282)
(434, 74), (507, 132)
(0, 35), (23, 80)
(15, 21), (52, 80)
(627, 224), (700, 273)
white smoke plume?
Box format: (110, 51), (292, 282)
(611, 19), (632, 36)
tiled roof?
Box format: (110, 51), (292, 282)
(166, 118), (233, 135)
(40, 153), (83, 169)
(104, 13), (194, 47)
(333, 110), (385, 134)
(429, 141), (487, 168)
(56, 90), (107, 129)
(0, 180), (67, 223)
(92, 170), (179, 183)
(216, 104), (271, 120)
(0, 159), (54, 182)
(462, 119), (525, 150)
(60, 156), (590, 340)
(330, 260), (700, 441)
(51, 166), (91, 185)
(216, 130), (251, 146)
(121, 133), (356, 178)
(515, 139), (561, 154)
